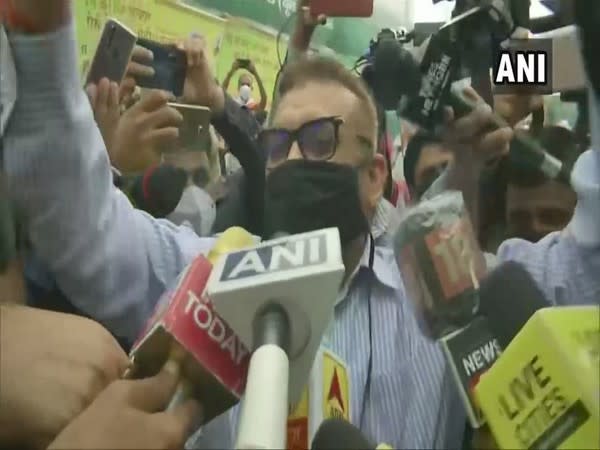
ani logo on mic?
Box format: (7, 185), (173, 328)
(322, 351), (350, 421)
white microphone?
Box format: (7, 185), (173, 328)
(207, 228), (345, 449)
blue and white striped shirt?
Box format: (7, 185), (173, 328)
(3, 23), (599, 449)
(190, 201), (466, 449)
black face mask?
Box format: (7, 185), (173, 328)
(263, 160), (370, 246)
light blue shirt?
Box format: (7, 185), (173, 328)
(190, 201), (466, 449)
(2, 23), (599, 449)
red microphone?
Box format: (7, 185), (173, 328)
(127, 227), (256, 423)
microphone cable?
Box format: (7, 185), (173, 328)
(359, 233), (376, 427)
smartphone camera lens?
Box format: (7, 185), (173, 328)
(107, 23), (117, 48)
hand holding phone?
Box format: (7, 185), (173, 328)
(173, 34), (224, 112)
(110, 92), (183, 172)
(133, 38), (187, 97)
(119, 45), (155, 102)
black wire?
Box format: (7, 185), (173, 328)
(271, 12), (297, 110)
(359, 234), (376, 428)
(276, 12), (297, 69)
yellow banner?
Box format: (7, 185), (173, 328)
(74, 0), (225, 78)
(74, 2), (281, 108)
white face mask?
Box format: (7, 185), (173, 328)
(167, 185), (216, 237)
(239, 84), (252, 104)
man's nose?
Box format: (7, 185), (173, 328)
(287, 142), (303, 161)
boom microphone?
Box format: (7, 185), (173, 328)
(476, 306), (600, 449)
(127, 227), (256, 423)
(128, 164), (187, 218)
(207, 228), (345, 449)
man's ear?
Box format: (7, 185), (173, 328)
(365, 153), (387, 210)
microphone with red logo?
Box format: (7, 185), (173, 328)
(394, 191), (487, 340)
(393, 191), (491, 427)
(126, 227), (256, 423)
(392, 191), (497, 427)
(393, 190), (551, 427)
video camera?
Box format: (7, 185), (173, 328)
(360, 0), (598, 186)
(362, 0), (521, 132)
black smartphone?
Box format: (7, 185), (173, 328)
(135, 38), (187, 97)
(86, 19), (137, 85)
(237, 58), (251, 69)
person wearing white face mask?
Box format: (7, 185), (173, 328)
(167, 182), (216, 238)
(222, 59), (268, 113)
(238, 83), (252, 106)
(162, 127), (222, 237)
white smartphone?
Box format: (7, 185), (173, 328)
(85, 18), (137, 86)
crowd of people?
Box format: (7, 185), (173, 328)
(0, 0), (598, 448)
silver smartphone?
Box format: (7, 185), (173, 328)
(85, 18), (137, 85)
(168, 103), (212, 152)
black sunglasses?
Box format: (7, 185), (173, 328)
(258, 116), (344, 168)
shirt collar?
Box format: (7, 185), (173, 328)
(335, 199), (402, 305)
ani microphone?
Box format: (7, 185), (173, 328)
(127, 227), (256, 423)
(207, 228), (345, 449)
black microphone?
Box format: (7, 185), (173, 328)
(393, 192), (549, 426)
(439, 261), (549, 426)
(311, 419), (374, 450)
(477, 261), (549, 348)
(372, 35), (421, 111)
(128, 164), (187, 218)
